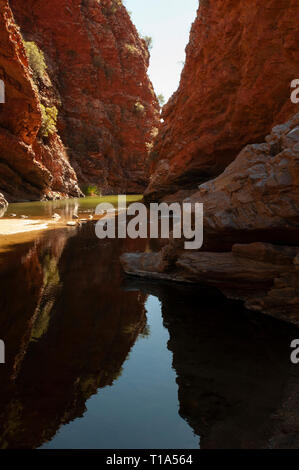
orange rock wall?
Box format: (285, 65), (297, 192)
(146, 0), (299, 201)
(0, 0), (81, 201)
(10, 0), (160, 196)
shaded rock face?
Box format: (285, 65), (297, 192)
(10, 0), (160, 196)
(145, 0), (299, 201)
(121, 114), (299, 324)
(0, 0), (82, 202)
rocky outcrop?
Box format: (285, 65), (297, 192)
(189, 112), (299, 249)
(10, 0), (160, 195)
(0, 0), (82, 202)
(145, 0), (299, 201)
(123, 243), (298, 324)
(121, 114), (299, 324)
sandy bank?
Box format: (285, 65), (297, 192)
(0, 218), (78, 255)
(0, 219), (53, 236)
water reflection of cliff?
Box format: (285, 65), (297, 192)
(126, 280), (299, 449)
(0, 225), (147, 449)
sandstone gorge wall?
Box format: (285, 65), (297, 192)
(145, 0), (299, 201)
(9, 0), (160, 197)
(0, 0), (159, 203)
(0, 0), (82, 202)
(121, 0), (299, 323)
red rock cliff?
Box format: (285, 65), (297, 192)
(10, 0), (160, 196)
(0, 0), (82, 201)
(145, 0), (299, 201)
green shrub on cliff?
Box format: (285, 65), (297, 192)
(83, 185), (101, 197)
(40, 105), (58, 137)
(24, 41), (47, 82)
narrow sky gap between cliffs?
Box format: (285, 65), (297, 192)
(125, 0), (198, 102)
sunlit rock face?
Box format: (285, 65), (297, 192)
(10, 0), (160, 196)
(145, 0), (299, 201)
(0, 0), (82, 202)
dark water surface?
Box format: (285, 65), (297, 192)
(0, 215), (298, 449)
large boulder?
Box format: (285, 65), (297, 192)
(189, 112), (299, 248)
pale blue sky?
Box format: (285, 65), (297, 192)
(125, 0), (198, 102)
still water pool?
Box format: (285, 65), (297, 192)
(0, 200), (298, 449)
(4, 195), (143, 220)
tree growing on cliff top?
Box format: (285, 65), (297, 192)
(157, 94), (165, 107)
(142, 35), (153, 51)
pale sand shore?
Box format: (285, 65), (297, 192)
(0, 210), (120, 235)
(0, 211), (120, 254)
(0, 218), (72, 254)
(0, 219), (51, 236)
(0, 210), (122, 254)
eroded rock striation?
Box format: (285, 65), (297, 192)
(122, 115), (299, 324)
(145, 0), (299, 201)
(10, 0), (160, 196)
(0, 0), (82, 201)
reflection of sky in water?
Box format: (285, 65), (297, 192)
(42, 295), (199, 449)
